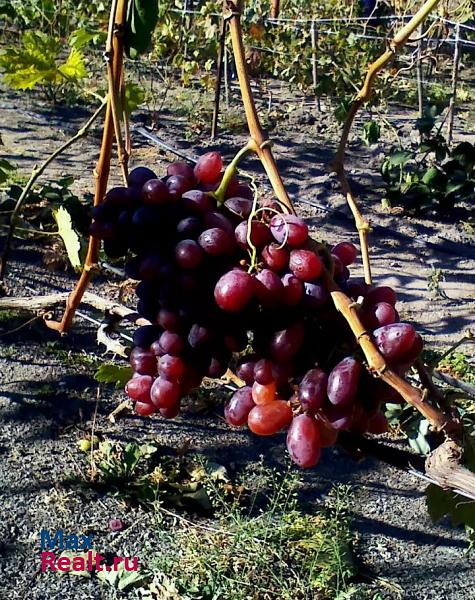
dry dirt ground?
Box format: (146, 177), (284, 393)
(1, 86), (475, 599)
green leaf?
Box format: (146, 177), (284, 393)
(426, 484), (475, 529)
(95, 363), (133, 388)
(57, 175), (75, 188)
(58, 48), (87, 82)
(52, 206), (82, 269)
(406, 418), (431, 455)
(0, 158), (15, 184)
(387, 150), (413, 167)
(69, 28), (106, 50)
(426, 484), (451, 522)
(362, 120), (380, 146)
(124, 82), (145, 115)
(451, 142), (475, 170)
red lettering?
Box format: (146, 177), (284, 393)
(112, 556), (123, 570)
(94, 552), (105, 571)
(41, 552), (57, 572)
(57, 556), (71, 572)
(124, 557), (138, 571)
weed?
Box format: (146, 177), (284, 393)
(139, 461), (357, 599)
(426, 267), (448, 299)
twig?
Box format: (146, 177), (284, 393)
(0, 99), (107, 283)
(226, 0), (294, 214)
(0, 314), (43, 337)
(331, 0), (443, 284)
(107, 400), (132, 423)
(47, 0), (129, 333)
(105, 0), (129, 184)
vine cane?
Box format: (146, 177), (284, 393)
(331, 0), (443, 285)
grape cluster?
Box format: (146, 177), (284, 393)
(91, 151), (423, 469)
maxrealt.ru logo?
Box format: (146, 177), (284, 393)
(40, 529), (139, 573)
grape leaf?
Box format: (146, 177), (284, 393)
(0, 159), (15, 184)
(95, 364), (133, 388)
(52, 206), (82, 270)
(124, 82), (145, 115)
(58, 48), (87, 81)
(362, 120), (380, 146)
(426, 484), (475, 529)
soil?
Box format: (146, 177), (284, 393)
(1, 84), (474, 600)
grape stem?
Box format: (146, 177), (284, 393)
(331, 0), (443, 285)
(213, 140), (255, 205)
(0, 97), (107, 285)
(46, 0), (129, 333)
(226, 0), (294, 214)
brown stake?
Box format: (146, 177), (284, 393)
(46, 0), (129, 333)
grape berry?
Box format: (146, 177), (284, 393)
(91, 151), (423, 470)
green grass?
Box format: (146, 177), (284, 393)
(81, 440), (369, 599)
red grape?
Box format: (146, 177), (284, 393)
(142, 179), (170, 205)
(364, 286), (397, 307)
(361, 301), (397, 330)
(252, 381), (277, 405)
(254, 269), (284, 308)
(261, 243), (289, 272)
(331, 242), (358, 266)
(224, 197), (253, 220)
(194, 151), (223, 184)
(324, 404), (354, 430)
(159, 354), (185, 380)
(270, 321), (305, 362)
(247, 400), (293, 435)
(159, 402), (181, 419)
(214, 270), (254, 312)
(130, 348), (157, 376)
(253, 358), (275, 385)
(315, 416), (339, 447)
(235, 220), (272, 250)
(281, 273), (304, 306)
(225, 386), (255, 426)
(269, 214), (308, 247)
(128, 166), (157, 189)
(167, 175), (191, 198)
(236, 357), (257, 385)
(199, 228), (236, 256)
(158, 331), (184, 355)
(373, 323), (417, 361)
(204, 211), (234, 234)
(327, 357), (361, 406)
(289, 249), (322, 281)
(125, 375), (153, 403)
(167, 161), (194, 181)
(298, 368), (328, 414)
(175, 239), (204, 269)
(286, 414), (321, 468)
(150, 376), (180, 408)
(181, 190), (213, 215)
(135, 400), (156, 416)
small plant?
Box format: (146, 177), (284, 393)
(137, 462), (358, 600)
(0, 31), (87, 103)
(427, 267), (448, 299)
(84, 439), (232, 511)
(381, 106), (475, 214)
